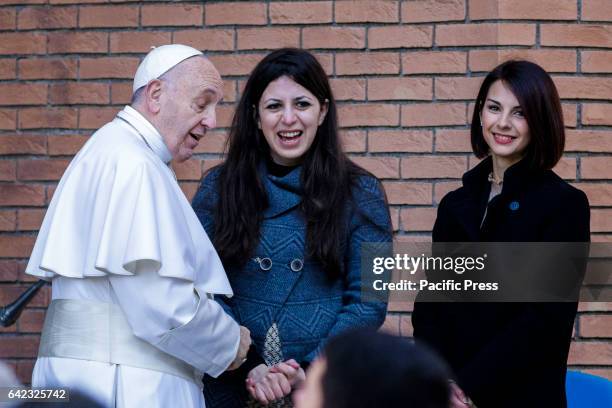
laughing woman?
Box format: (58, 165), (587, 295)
(412, 60), (590, 408)
(192, 48), (392, 407)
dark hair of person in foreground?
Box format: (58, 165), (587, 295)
(297, 329), (451, 408)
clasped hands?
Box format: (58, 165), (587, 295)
(245, 360), (305, 405)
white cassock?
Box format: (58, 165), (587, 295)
(26, 106), (239, 408)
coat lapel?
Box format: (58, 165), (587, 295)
(262, 165), (303, 219)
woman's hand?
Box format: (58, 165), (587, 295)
(246, 364), (292, 405)
(269, 359), (305, 387)
(449, 381), (473, 408)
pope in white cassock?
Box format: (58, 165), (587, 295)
(25, 44), (251, 407)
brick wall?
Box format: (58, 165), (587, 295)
(1, 0), (611, 384)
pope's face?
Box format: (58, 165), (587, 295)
(158, 57), (223, 163)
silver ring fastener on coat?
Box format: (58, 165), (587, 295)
(253, 257), (272, 271)
(290, 258), (304, 272)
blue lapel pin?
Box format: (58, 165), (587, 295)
(509, 201), (520, 211)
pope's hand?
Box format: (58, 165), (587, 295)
(227, 326), (251, 371)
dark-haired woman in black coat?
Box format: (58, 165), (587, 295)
(412, 60), (590, 408)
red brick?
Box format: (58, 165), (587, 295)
(0, 8), (15, 30)
(19, 107), (78, 129)
(402, 0), (465, 22)
(111, 83), (132, 105)
(18, 6), (77, 29)
(18, 308), (45, 333)
(179, 181), (198, 202)
(435, 181), (463, 204)
(79, 5), (138, 28)
(401, 103), (466, 127)
(582, 157), (612, 180)
(470, 0), (576, 20)
(303, 27), (365, 49)
(335, 0), (398, 23)
(350, 156), (400, 179)
(0, 210), (16, 231)
(0, 59), (15, 80)
(554, 77), (612, 100)
(330, 78), (366, 101)
(336, 52), (399, 75)
(582, 369), (612, 381)
(337, 104), (399, 127)
(80, 57), (139, 79)
(46, 185), (57, 204)
(0, 236), (35, 258)
(0, 84), (47, 106)
(0, 184), (45, 206)
(141, 4), (203, 26)
(48, 135), (88, 156)
(208, 54), (265, 76)
(582, 0), (612, 21)
(313, 53), (333, 75)
(205, 3), (266, 25)
(0, 33), (46, 55)
(435, 129), (471, 152)
(215, 104), (235, 128)
(110, 31), (173, 53)
(173, 29), (234, 52)
(582, 104), (612, 126)
(368, 130), (433, 153)
(562, 103), (577, 128)
(172, 158), (202, 181)
(0, 260), (19, 282)
(0, 336), (39, 358)
(435, 77), (482, 100)
(0, 160), (16, 181)
(78, 107), (118, 129)
(400, 207), (437, 232)
(17, 159), (70, 181)
(368, 77), (432, 101)
(0, 135), (45, 155)
(575, 183), (612, 206)
(436, 23), (535, 46)
(403, 51), (466, 74)
(194, 130), (226, 154)
(580, 315), (612, 338)
(19, 58), (77, 80)
(568, 341), (612, 365)
(401, 155), (467, 179)
(340, 130), (367, 153)
(202, 158), (223, 174)
(566, 130), (612, 152)
(468, 49), (577, 73)
(270, 1), (332, 24)
(383, 181), (432, 205)
(399, 314), (414, 337)
(541, 24), (612, 48)
(48, 32), (108, 54)
(368, 26), (433, 49)
(50, 0), (106, 3)
(388, 298), (415, 313)
(578, 302), (612, 312)
(582, 51), (612, 73)
(49, 83), (110, 105)
(553, 156), (576, 180)
(237, 28), (300, 50)
(389, 207), (400, 232)
(17, 208), (45, 231)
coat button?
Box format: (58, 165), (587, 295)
(290, 258), (303, 272)
(254, 257), (272, 271)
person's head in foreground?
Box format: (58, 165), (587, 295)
(213, 47), (375, 271)
(131, 44), (223, 162)
(471, 59), (565, 175)
(293, 329), (451, 408)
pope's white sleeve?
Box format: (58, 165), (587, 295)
(108, 262), (240, 377)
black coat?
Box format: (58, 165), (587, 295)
(412, 156), (590, 408)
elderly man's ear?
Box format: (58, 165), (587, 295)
(144, 79), (163, 114)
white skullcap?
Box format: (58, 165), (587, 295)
(132, 44), (203, 94)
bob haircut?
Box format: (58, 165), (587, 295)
(471, 60), (565, 170)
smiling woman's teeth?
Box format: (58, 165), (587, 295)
(278, 131), (302, 139)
